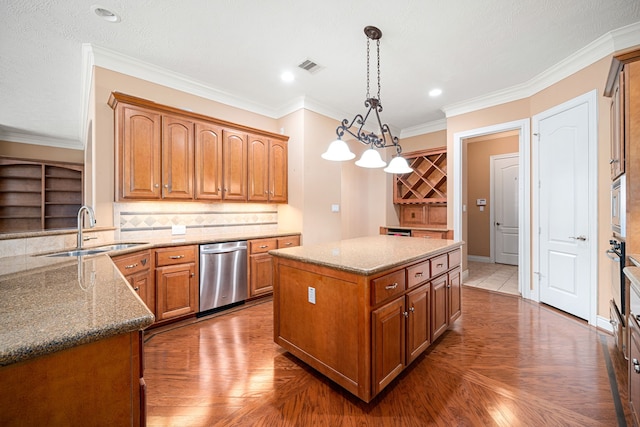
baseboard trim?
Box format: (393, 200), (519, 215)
(467, 255), (492, 263)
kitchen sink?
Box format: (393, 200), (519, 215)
(41, 243), (147, 257)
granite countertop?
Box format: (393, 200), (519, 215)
(269, 235), (462, 275)
(629, 254), (640, 267)
(625, 266), (640, 294)
(0, 229), (301, 367)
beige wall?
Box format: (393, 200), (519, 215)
(466, 134), (519, 257)
(0, 140), (83, 164)
(445, 54), (618, 319)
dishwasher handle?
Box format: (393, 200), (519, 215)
(200, 242), (247, 254)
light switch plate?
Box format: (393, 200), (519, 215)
(308, 287), (316, 304)
(172, 224), (186, 235)
(331, 204), (340, 213)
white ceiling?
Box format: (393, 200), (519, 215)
(2, 0), (640, 150)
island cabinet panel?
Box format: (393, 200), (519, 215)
(272, 240), (462, 402)
(431, 273), (449, 342)
(274, 262), (365, 397)
(0, 331), (145, 427)
(372, 297), (406, 394)
(406, 283), (431, 364)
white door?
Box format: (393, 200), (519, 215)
(493, 154), (519, 265)
(536, 96), (593, 321)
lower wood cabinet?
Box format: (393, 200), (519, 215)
(154, 245), (198, 322)
(0, 331), (145, 426)
(372, 297), (406, 395)
(407, 282), (431, 364)
(248, 235), (300, 299)
(112, 250), (155, 317)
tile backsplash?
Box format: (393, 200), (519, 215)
(114, 202), (279, 240)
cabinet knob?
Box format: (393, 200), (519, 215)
(415, 272), (423, 278)
(168, 255), (185, 260)
(409, 306), (415, 313)
(385, 283), (398, 290)
(190, 273), (195, 277)
(634, 358), (640, 374)
(403, 311), (409, 318)
(217, 187), (221, 191)
(133, 287), (140, 292)
(125, 263), (138, 269)
(154, 184), (159, 188)
(259, 245), (269, 249)
(164, 184), (169, 188)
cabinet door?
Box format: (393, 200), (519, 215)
(372, 297), (406, 395)
(269, 139), (288, 203)
(194, 121), (223, 200)
(248, 134), (269, 202)
(630, 316), (640, 427)
(249, 253), (274, 297)
(222, 130), (248, 200)
(610, 71), (624, 180)
(406, 283), (430, 364)
(277, 235), (300, 249)
(128, 270), (153, 315)
(119, 105), (162, 199)
(162, 115), (194, 199)
(448, 267), (461, 324)
(156, 262), (197, 321)
(431, 274), (448, 341)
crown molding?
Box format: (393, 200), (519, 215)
(400, 119), (447, 138)
(0, 126), (83, 150)
(442, 21), (640, 118)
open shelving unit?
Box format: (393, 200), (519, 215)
(0, 158), (83, 233)
(394, 147), (447, 204)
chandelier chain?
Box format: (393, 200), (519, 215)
(376, 39), (381, 101)
(366, 38), (371, 100)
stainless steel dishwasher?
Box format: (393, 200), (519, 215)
(199, 241), (247, 313)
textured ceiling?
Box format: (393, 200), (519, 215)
(2, 0), (640, 149)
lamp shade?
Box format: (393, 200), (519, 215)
(355, 148), (387, 168)
(383, 156), (413, 174)
(321, 139), (356, 161)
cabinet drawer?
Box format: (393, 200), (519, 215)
(407, 260), (430, 288)
(112, 250), (152, 275)
(430, 254), (448, 277)
(411, 230), (443, 239)
(155, 245), (197, 266)
(249, 238), (277, 254)
(277, 235), (300, 249)
(448, 248), (461, 268)
(371, 269), (406, 305)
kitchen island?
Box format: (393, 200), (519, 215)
(270, 235), (463, 402)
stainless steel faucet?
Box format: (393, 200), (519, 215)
(77, 205), (96, 249)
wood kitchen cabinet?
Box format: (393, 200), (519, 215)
(109, 92), (289, 204)
(248, 135), (288, 203)
(248, 235), (300, 299)
(112, 250), (155, 317)
(155, 245), (198, 323)
(273, 239), (461, 402)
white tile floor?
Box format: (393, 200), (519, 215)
(463, 261), (519, 296)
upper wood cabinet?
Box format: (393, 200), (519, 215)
(248, 135), (288, 203)
(194, 121), (223, 200)
(109, 92), (288, 203)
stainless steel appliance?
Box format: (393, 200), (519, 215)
(607, 238), (627, 357)
(199, 241), (247, 314)
(611, 175), (626, 238)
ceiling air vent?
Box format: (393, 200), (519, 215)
(298, 59), (323, 74)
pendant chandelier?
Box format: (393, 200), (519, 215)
(322, 26), (412, 174)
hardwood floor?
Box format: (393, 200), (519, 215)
(144, 286), (632, 426)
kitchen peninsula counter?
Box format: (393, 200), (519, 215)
(270, 235), (463, 402)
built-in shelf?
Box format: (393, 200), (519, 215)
(0, 158), (83, 233)
(394, 147), (447, 204)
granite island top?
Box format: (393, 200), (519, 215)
(625, 266), (640, 295)
(0, 229), (300, 367)
(269, 235), (463, 275)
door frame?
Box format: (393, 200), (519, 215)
(454, 119), (531, 299)
(532, 89), (598, 325)
(490, 152), (519, 264)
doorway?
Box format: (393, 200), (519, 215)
(454, 119), (531, 299)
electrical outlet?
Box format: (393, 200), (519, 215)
(172, 224), (186, 235)
(308, 287), (316, 304)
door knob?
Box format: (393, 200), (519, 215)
(569, 236), (587, 241)
(496, 222), (501, 226)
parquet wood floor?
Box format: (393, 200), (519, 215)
(144, 286), (632, 426)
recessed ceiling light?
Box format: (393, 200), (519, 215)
(429, 88), (443, 97)
(281, 71), (295, 83)
(90, 5), (121, 23)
